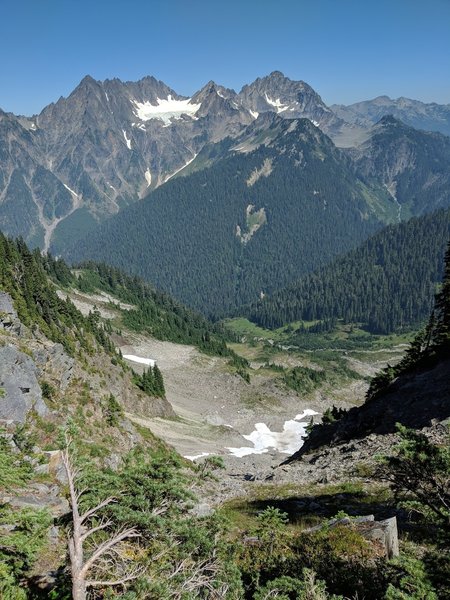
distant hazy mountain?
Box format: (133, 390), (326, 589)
(332, 95), (450, 136)
(65, 116), (393, 316)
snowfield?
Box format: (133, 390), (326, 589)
(227, 409), (318, 457)
(132, 95), (201, 125)
(264, 94), (290, 113)
(123, 354), (156, 367)
(122, 130), (132, 149)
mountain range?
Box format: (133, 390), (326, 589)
(65, 115), (391, 316)
(1, 71), (450, 256)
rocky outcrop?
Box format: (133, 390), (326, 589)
(288, 356), (450, 461)
(33, 343), (74, 392)
(0, 345), (48, 423)
(0, 291), (24, 335)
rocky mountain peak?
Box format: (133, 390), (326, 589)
(377, 114), (403, 127)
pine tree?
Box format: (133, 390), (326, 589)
(153, 364), (165, 398)
(435, 241), (450, 348)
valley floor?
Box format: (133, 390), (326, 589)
(58, 287), (410, 492)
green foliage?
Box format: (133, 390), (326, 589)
(0, 431), (33, 489)
(237, 506), (292, 592)
(0, 506), (52, 579)
(367, 240), (450, 399)
(134, 365), (166, 398)
(103, 393), (123, 426)
(0, 562), (27, 600)
(283, 366), (326, 394)
(291, 524), (386, 599)
(247, 209), (450, 334)
(60, 442), (243, 598)
(0, 234), (116, 357)
(40, 380), (56, 402)
(378, 425), (450, 535)
(12, 425), (36, 455)
(59, 261), (249, 371)
(322, 405), (347, 425)
(385, 555), (438, 599)
(254, 570), (344, 600)
(0, 434), (52, 594)
(197, 455), (226, 480)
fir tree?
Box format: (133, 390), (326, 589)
(435, 241), (450, 348)
(153, 364), (165, 398)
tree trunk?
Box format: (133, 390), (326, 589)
(71, 575), (87, 600)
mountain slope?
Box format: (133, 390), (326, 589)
(0, 233), (175, 422)
(288, 241), (450, 459)
(0, 76), (255, 252)
(2, 71), (450, 254)
(351, 116), (450, 218)
(245, 208), (450, 333)
(66, 116), (390, 316)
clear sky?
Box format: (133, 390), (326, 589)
(1, 0), (450, 115)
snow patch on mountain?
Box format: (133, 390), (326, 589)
(63, 184), (79, 198)
(163, 154), (198, 183)
(227, 409), (319, 457)
(265, 94), (290, 113)
(184, 452), (211, 461)
(145, 169), (152, 187)
(123, 354), (156, 367)
(132, 95), (201, 125)
(122, 130), (132, 149)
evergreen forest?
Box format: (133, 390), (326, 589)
(66, 119), (388, 317)
(246, 208), (450, 334)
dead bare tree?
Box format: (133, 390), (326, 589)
(166, 545), (224, 599)
(61, 444), (142, 600)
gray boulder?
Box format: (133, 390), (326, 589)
(0, 292), (22, 335)
(0, 345), (48, 422)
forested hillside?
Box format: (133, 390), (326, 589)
(65, 117), (391, 316)
(53, 260), (248, 370)
(246, 209), (450, 333)
(353, 116), (450, 218)
(0, 234), (114, 356)
(291, 240), (450, 455)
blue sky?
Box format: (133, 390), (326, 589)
(1, 0), (450, 115)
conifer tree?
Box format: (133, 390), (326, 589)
(153, 364), (165, 397)
(435, 241), (450, 348)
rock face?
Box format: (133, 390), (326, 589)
(0, 76), (254, 252)
(359, 516), (399, 559)
(289, 356), (450, 460)
(239, 71), (343, 136)
(33, 343), (74, 392)
(0, 291), (23, 335)
(0, 345), (48, 423)
(305, 515), (399, 559)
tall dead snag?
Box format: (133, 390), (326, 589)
(61, 445), (142, 600)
